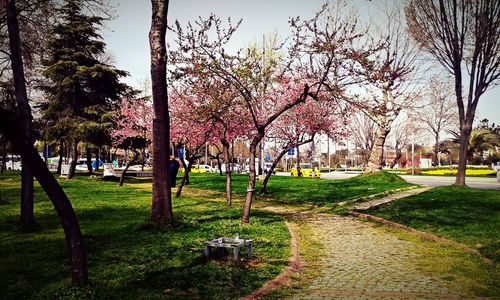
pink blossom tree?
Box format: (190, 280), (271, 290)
(169, 88), (217, 198)
(170, 19), (318, 223)
(170, 76), (251, 205)
(111, 97), (152, 186)
(262, 94), (349, 192)
(169, 4), (365, 223)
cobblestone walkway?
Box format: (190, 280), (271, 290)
(255, 189), (476, 299)
(289, 214), (466, 300)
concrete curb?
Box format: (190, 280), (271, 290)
(240, 221), (301, 300)
(351, 211), (492, 265)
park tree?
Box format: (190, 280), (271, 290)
(149, 0), (172, 223)
(406, 0), (500, 186)
(261, 95), (346, 193)
(169, 17), (309, 223)
(349, 112), (377, 167)
(476, 119), (500, 164)
(209, 146), (224, 175)
(4, 0), (39, 230)
(0, 81), (15, 174)
(1, 0), (88, 284)
(348, 5), (422, 173)
(170, 69), (249, 205)
(208, 84), (249, 206)
(169, 87), (216, 198)
(386, 115), (419, 169)
(170, 2), (364, 223)
(415, 76), (458, 166)
(451, 129), (500, 164)
(112, 97), (152, 186)
(42, 0), (128, 179)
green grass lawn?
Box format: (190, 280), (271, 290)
(184, 171), (413, 207)
(0, 173), (289, 299)
(367, 186), (500, 262)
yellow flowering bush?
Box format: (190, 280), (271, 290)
(421, 169), (497, 176)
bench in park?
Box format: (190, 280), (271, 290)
(203, 236), (253, 262)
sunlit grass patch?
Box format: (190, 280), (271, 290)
(0, 174), (289, 299)
(368, 186), (500, 262)
(187, 171), (413, 207)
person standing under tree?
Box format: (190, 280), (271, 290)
(168, 156), (180, 187)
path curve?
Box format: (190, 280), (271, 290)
(241, 221), (301, 300)
(288, 214), (466, 299)
(254, 188), (482, 299)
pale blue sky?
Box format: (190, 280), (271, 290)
(102, 0), (499, 125)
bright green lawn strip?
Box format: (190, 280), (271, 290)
(367, 186), (500, 262)
(0, 174), (289, 299)
(185, 171), (413, 207)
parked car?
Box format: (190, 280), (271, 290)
(290, 163), (321, 178)
(191, 164), (213, 173)
(75, 164), (89, 171)
(221, 163), (242, 173)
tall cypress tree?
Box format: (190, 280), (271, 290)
(42, 0), (128, 178)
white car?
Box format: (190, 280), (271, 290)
(221, 163), (241, 173)
(199, 164), (214, 173)
(75, 164), (88, 171)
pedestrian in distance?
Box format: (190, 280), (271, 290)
(168, 156), (180, 187)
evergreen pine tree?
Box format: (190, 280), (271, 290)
(42, 0), (128, 178)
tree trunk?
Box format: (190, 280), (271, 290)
(242, 142), (258, 224)
(141, 148), (146, 171)
(149, 0), (172, 223)
(434, 133), (440, 167)
(221, 139), (232, 206)
(262, 138), (314, 193)
(119, 150), (139, 187)
(262, 148), (287, 193)
(85, 146), (93, 174)
(1, 151), (6, 174)
(57, 140), (64, 175)
(67, 139), (78, 179)
(93, 148), (99, 171)
(176, 158), (192, 198)
(296, 143), (301, 177)
(7, 0), (35, 231)
(179, 155), (190, 185)
(455, 122), (472, 186)
(366, 125), (390, 173)
(0, 109), (88, 284)
(102, 147), (107, 164)
(216, 155), (223, 175)
(389, 148), (402, 169)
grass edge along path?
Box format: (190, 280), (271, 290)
(241, 221), (301, 300)
(255, 209), (497, 299)
(365, 186), (500, 263)
(351, 211), (491, 264)
(252, 183), (500, 299)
